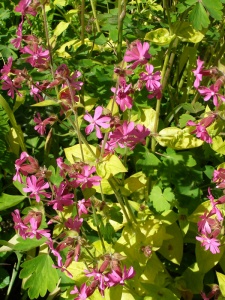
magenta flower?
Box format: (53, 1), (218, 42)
(77, 199), (91, 216)
(198, 84), (225, 106)
(193, 57), (205, 89)
(71, 165), (101, 190)
(70, 283), (90, 300)
(84, 106), (111, 139)
(13, 152), (30, 182)
(48, 182), (74, 211)
(108, 121), (150, 150)
(2, 78), (22, 99)
(65, 216), (83, 233)
(11, 21), (23, 49)
(111, 80), (133, 112)
(47, 239), (63, 268)
(0, 57), (13, 80)
(196, 235), (220, 254)
(11, 209), (28, 239)
(85, 268), (108, 294)
(124, 40), (151, 69)
(26, 218), (51, 240)
(139, 63), (161, 93)
(30, 82), (44, 102)
(106, 266), (136, 287)
(15, 0), (37, 16)
(23, 175), (50, 202)
(213, 168), (225, 189)
(187, 120), (212, 144)
(21, 44), (49, 68)
(34, 113), (56, 135)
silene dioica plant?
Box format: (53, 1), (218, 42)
(1, 0), (225, 299)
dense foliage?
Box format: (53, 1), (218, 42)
(1, 0), (225, 299)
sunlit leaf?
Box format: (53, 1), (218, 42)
(53, 21), (69, 37)
(31, 100), (59, 107)
(64, 144), (97, 164)
(145, 28), (175, 46)
(96, 154), (127, 179)
(216, 272), (225, 296)
(0, 193), (26, 210)
(20, 254), (59, 299)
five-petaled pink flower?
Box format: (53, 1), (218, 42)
(23, 175), (50, 202)
(84, 106), (111, 139)
(139, 63), (161, 95)
(193, 57), (204, 89)
(111, 79), (133, 111)
(196, 235), (220, 254)
(124, 40), (151, 69)
(71, 165), (101, 190)
(198, 84), (225, 106)
(48, 182), (74, 211)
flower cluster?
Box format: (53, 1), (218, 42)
(186, 57), (225, 143)
(196, 169), (225, 254)
(71, 254), (135, 299)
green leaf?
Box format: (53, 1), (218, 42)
(216, 272), (225, 296)
(179, 114), (195, 128)
(14, 237), (47, 251)
(182, 262), (204, 293)
(0, 193), (26, 211)
(158, 222), (183, 265)
(142, 284), (179, 300)
(145, 28), (175, 46)
(149, 186), (172, 213)
(196, 243), (225, 274)
(202, 0), (223, 20)
(189, 2), (210, 31)
(0, 95), (26, 151)
(20, 254), (59, 299)
(53, 21), (69, 37)
(174, 21), (204, 43)
(31, 100), (59, 107)
(211, 136), (225, 154)
(156, 127), (203, 149)
(0, 267), (10, 289)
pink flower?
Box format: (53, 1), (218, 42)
(21, 44), (49, 68)
(23, 175), (50, 202)
(106, 266), (136, 287)
(15, 0), (37, 16)
(70, 283), (90, 300)
(30, 82), (44, 102)
(111, 80), (133, 111)
(77, 199), (91, 216)
(85, 269), (108, 294)
(11, 209), (28, 239)
(48, 182), (74, 211)
(186, 120), (212, 144)
(84, 106), (111, 139)
(2, 78), (22, 99)
(71, 165), (101, 190)
(26, 218), (51, 240)
(46, 239), (63, 268)
(124, 40), (151, 69)
(34, 113), (56, 135)
(11, 21), (23, 49)
(108, 121), (150, 150)
(65, 216), (83, 233)
(0, 57), (13, 80)
(193, 57), (204, 89)
(196, 235), (220, 254)
(139, 63), (161, 93)
(213, 168), (225, 189)
(198, 84), (225, 106)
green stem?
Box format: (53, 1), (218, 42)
(91, 197), (106, 252)
(41, 4), (55, 83)
(163, 0), (173, 34)
(81, 0), (85, 44)
(117, 0), (126, 61)
(5, 252), (23, 300)
(151, 38), (179, 152)
(90, 0), (100, 32)
(108, 177), (131, 224)
(123, 196), (137, 224)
